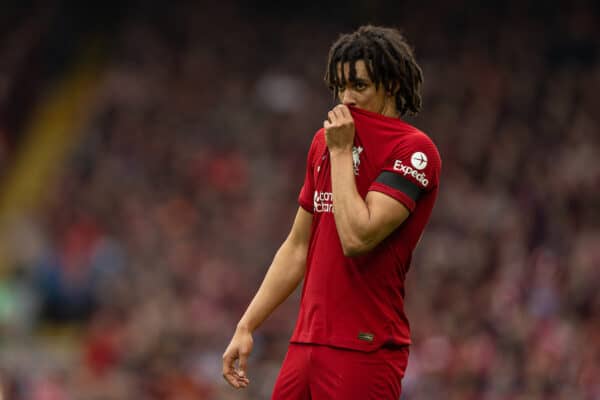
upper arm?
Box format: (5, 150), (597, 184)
(298, 130), (324, 212)
(351, 133), (441, 255)
(354, 191), (410, 253)
(285, 207), (313, 251)
(369, 133), (441, 212)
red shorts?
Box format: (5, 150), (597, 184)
(271, 343), (409, 400)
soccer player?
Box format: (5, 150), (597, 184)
(222, 25), (441, 399)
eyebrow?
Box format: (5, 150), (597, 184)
(337, 77), (371, 86)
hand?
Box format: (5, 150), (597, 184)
(222, 326), (253, 389)
(324, 104), (355, 154)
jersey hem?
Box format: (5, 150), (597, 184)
(290, 333), (411, 353)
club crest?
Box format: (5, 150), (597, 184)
(352, 146), (363, 175)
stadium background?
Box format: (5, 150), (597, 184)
(0, 0), (598, 398)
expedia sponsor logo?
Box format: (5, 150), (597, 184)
(314, 190), (334, 213)
(410, 152), (428, 170)
(393, 159), (430, 187)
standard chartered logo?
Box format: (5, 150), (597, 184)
(393, 159), (430, 187)
(314, 190), (334, 213)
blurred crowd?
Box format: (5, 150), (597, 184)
(1, 1), (599, 399)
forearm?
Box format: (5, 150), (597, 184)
(329, 150), (374, 255)
(237, 239), (307, 333)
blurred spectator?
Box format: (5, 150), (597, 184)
(0, 1), (599, 399)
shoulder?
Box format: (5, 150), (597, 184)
(307, 128), (327, 158)
(307, 128), (326, 164)
(313, 128), (326, 146)
(385, 125), (442, 188)
(395, 125), (441, 165)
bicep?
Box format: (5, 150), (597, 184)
(364, 191), (410, 246)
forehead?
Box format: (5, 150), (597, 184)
(335, 59), (370, 80)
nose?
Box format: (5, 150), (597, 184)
(341, 91), (356, 106)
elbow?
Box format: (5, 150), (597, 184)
(340, 237), (373, 257)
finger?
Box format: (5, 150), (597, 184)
(235, 374), (250, 387)
(222, 353), (241, 388)
(331, 107), (344, 122)
(232, 371), (250, 389)
(334, 104), (352, 122)
(222, 351), (235, 375)
(338, 104), (352, 120)
(324, 120), (331, 130)
(334, 103), (348, 113)
(234, 372), (250, 383)
(336, 106), (353, 125)
(224, 372), (240, 388)
(328, 110), (337, 124)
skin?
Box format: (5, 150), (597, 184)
(222, 207), (312, 389)
(325, 60), (410, 256)
(222, 59), (410, 389)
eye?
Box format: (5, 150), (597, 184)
(354, 81), (367, 90)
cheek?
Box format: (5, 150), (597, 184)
(362, 93), (384, 110)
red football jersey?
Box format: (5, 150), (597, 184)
(291, 106), (441, 351)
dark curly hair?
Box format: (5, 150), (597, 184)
(325, 25), (423, 116)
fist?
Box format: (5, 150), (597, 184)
(324, 104), (355, 153)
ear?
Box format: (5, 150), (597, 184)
(388, 83), (400, 96)
(385, 90), (397, 109)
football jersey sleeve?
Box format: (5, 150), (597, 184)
(298, 130), (322, 213)
(369, 133), (441, 212)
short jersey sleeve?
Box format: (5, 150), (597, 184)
(369, 133), (441, 212)
(298, 130), (323, 213)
